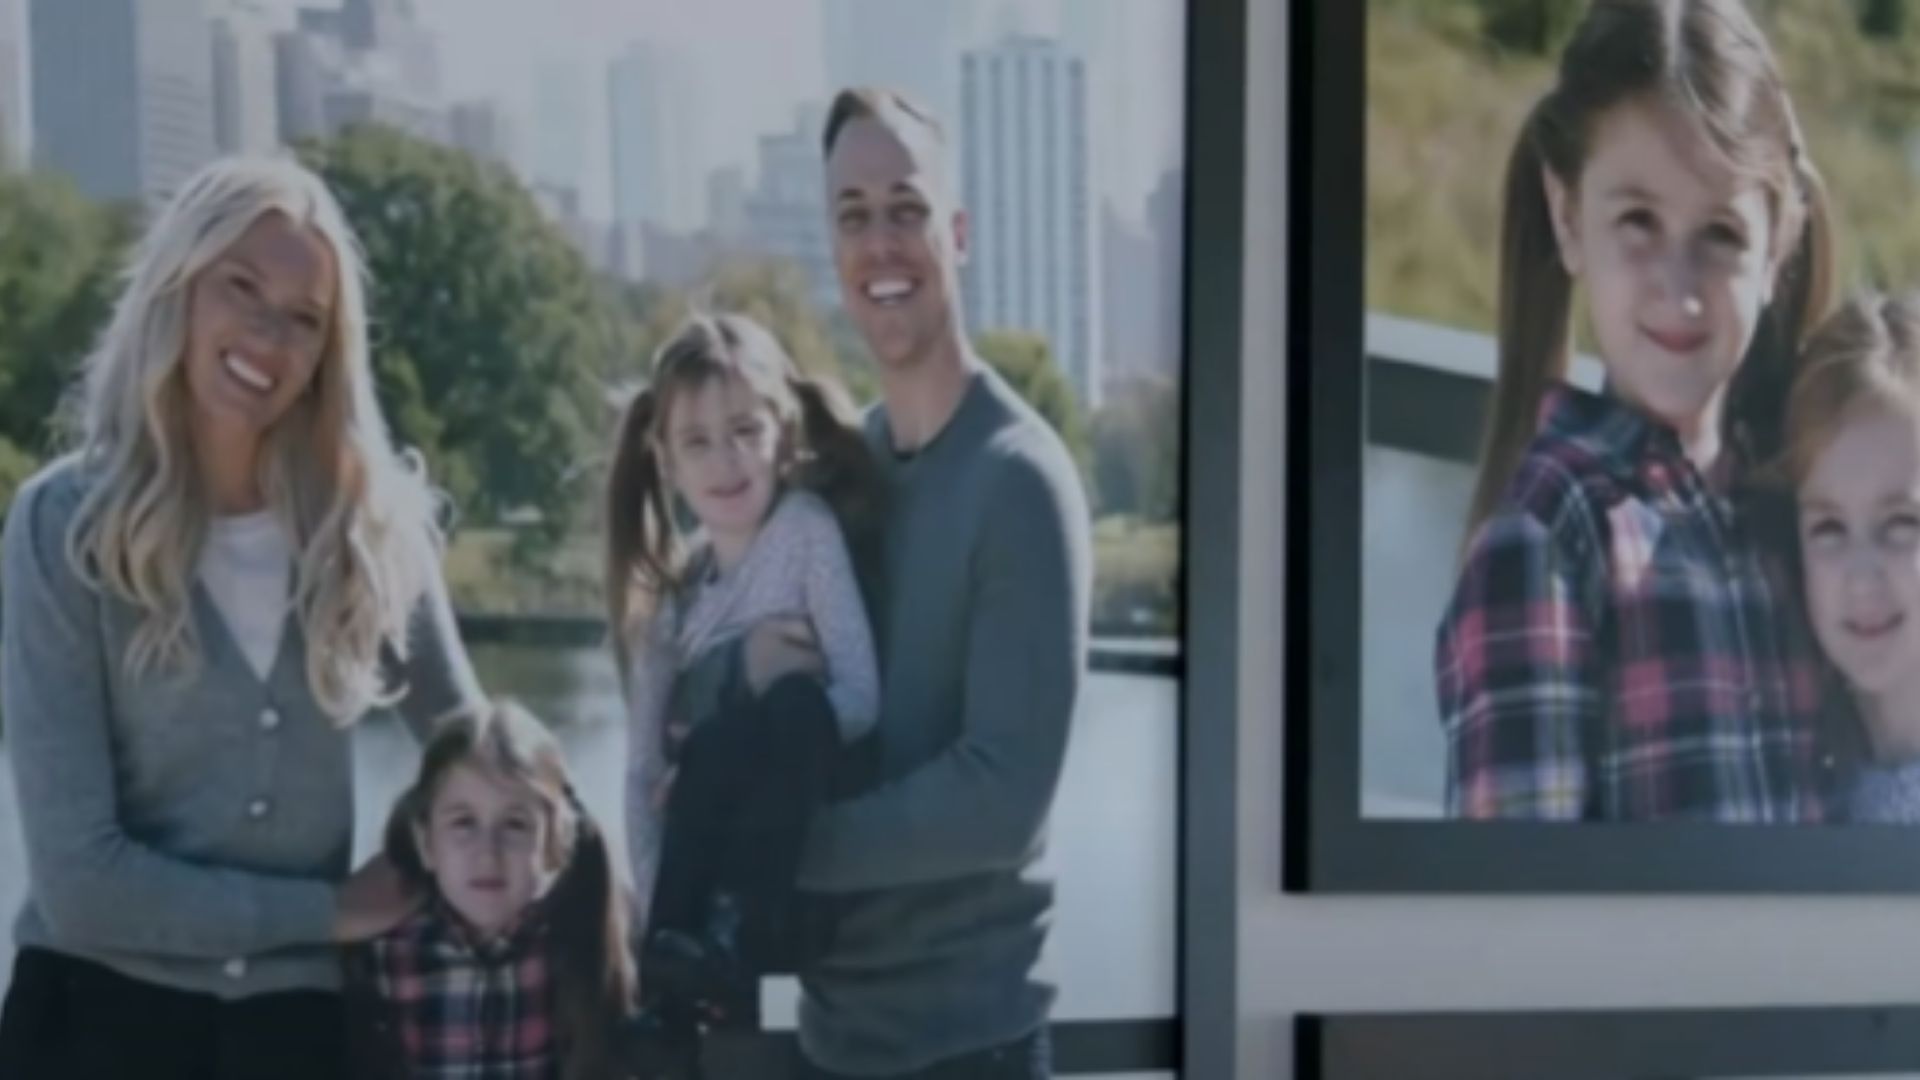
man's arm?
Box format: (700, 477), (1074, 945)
(798, 448), (1092, 892)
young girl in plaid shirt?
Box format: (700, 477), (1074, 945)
(1784, 293), (1920, 823)
(343, 701), (638, 1079)
(1435, 0), (1845, 822)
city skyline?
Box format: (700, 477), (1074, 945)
(9, 0), (1188, 396)
(14, 0), (1182, 227)
(399, 0), (1182, 229)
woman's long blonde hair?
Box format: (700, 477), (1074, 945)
(64, 155), (439, 725)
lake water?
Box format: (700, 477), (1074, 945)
(0, 643), (1179, 1041)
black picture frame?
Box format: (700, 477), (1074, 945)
(1281, 0), (1920, 892)
(479, 1), (1254, 1075)
(1298, 1007), (1920, 1079)
(0, 3), (1250, 1079)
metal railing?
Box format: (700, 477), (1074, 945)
(1365, 312), (1603, 465)
(456, 611), (1184, 679)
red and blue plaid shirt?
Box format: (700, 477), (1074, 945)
(349, 895), (559, 1079)
(1435, 384), (1844, 821)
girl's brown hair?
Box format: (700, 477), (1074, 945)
(385, 700), (634, 1080)
(1780, 292), (1920, 491)
(1466, 0), (1834, 545)
(603, 311), (882, 686)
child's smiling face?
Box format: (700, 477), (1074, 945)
(1799, 405), (1920, 747)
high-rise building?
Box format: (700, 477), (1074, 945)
(323, 82), (446, 144)
(211, 0), (280, 156)
(0, 0), (26, 167)
(273, 27), (329, 143)
(961, 34), (1099, 407)
(607, 40), (701, 232)
(273, 3), (445, 150)
(32, 0), (217, 207)
(1101, 203), (1155, 381)
(451, 100), (512, 166)
(340, 0), (436, 99)
(707, 164), (748, 241)
(1145, 167), (1183, 377)
(528, 60), (587, 193)
(742, 103), (836, 312)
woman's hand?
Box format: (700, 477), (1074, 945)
(331, 854), (421, 943)
(650, 765), (678, 813)
(744, 615), (823, 695)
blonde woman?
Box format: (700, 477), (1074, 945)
(0, 157), (482, 1079)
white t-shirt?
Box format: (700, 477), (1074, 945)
(196, 509), (292, 680)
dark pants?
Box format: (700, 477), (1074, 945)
(0, 946), (346, 1080)
(794, 1028), (1052, 1080)
(650, 673), (847, 974)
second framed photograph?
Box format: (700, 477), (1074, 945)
(1299, 1007), (1920, 1080)
(1288, 0), (1920, 891)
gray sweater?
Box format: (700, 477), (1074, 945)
(3, 456), (483, 999)
(795, 369), (1093, 1075)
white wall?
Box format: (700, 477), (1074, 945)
(1236, 0), (1920, 1075)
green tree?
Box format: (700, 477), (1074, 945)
(0, 170), (133, 470)
(297, 125), (612, 543)
(615, 256), (877, 404)
(1475, 0), (1583, 57)
(1091, 377), (1180, 522)
(973, 330), (1093, 484)
(1861, 0), (1910, 40)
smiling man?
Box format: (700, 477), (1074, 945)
(783, 87), (1094, 1080)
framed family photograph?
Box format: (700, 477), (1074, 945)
(0, 0), (1248, 1076)
(1298, 1007), (1920, 1080)
(1287, 0), (1920, 890)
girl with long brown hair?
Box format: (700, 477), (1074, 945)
(605, 312), (881, 1070)
(343, 700), (636, 1079)
(1435, 0), (1842, 821)
(1781, 293), (1920, 823)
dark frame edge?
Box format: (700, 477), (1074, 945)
(1279, 0), (1319, 894)
(1300, 1006), (1920, 1079)
(1181, 0), (1250, 1076)
(1284, 0), (1367, 894)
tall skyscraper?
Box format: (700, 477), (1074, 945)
(1145, 167), (1183, 377)
(1101, 203), (1155, 381)
(272, 3), (446, 151)
(273, 27), (330, 143)
(32, 0), (217, 207)
(607, 40), (700, 232)
(743, 103), (836, 312)
(323, 83), (447, 144)
(961, 35), (1099, 408)
(821, 0), (968, 160)
(450, 100), (512, 166)
(0, 0), (26, 167)
(706, 164), (748, 240)
(340, 0), (436, 99)
(211, 0), (281, 156)
(528, 61), (587, 193)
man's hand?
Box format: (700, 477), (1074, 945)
(744, 615), (824, 695)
